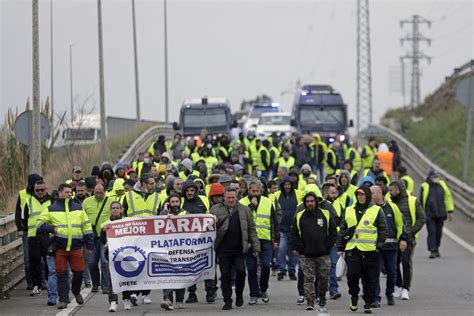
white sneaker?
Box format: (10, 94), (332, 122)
(400, 288), (410, 300)
(123, 299), (131, 310)
(130, 294), (138, 306)
(142, 295), (152, 304)
(160, 299), (174, 310)
(109, 301), (118, 312)
(296, 296), (305, 305)
(393, 286), (402, 298)
(174, 302), (184, 309)
(30, 285), (41, 296)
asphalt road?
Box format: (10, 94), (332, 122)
(1, 225), (472, 316)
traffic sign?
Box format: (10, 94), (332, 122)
(456, 75), (474, 108)
(13, 110), (50, 146)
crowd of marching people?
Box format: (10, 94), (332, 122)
(14, 130), (454, 313)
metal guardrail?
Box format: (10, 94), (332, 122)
(118, 123), (174, 164)
(0, 214), (24, 297)
(445, 59), (474, 81)
(375, 125), (474, 219)
(0, 123), (174, 297)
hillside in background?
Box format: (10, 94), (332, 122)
(382, 70), (474, 185)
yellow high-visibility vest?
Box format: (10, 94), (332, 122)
(240, 196), (273, 240)
(344, 205), (380, 251)
(25, 196), (51, 237)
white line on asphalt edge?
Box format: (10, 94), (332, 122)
(444, 227), (474, 254)
(51, 228), (472, 315)
(56, 287), (92, 316)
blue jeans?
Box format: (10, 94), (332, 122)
(376, 249), (398, 302)
(88, 239), (109, 290)
(46, 256), (57, 303)
(246, 240), (272, 297)
(277, 232), (299, 274)
(329, 245), (339, 295)
(83, 246), (92, 284)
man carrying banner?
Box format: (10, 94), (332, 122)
(159, 193), (188, 310)
(212, 188), (260, 310)
(100, 201), (124, 312)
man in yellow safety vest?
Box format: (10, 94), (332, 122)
(337, 186), (387, 314)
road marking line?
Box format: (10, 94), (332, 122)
(444, 227), (474, 253)
(56, 287), (92, 316)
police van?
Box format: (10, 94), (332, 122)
(291, 84), (353, 142)
(173, 97), (236, 138)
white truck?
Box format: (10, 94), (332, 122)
(255, 112), (293, 139)
(62, 113), (103, 145)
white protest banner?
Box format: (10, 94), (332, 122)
(105, 214), (216, 293)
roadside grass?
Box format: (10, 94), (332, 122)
(0, 123), (152, 215)
(382, 71), (474, 185)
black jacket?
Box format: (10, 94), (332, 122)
(278, 176), (298, 233)
(15, 173), (43, 231)
(291, 207), (337, 258)
(421, 180), (447, 219)
(391, 179), (425, 241)
(380, 202), (407, 250)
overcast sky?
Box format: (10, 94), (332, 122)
(1, 0), (473, 134)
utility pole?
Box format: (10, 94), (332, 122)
(163, 0), (169, 122)
(31, 0), (42, 174)
(131, 0), (141, 124)
(69, 43), (75, 124)
(50, 0), (54, 127)
(97, 0), (108, 162)
(356, 0), (373, 133)
(401, 15), (431, 108)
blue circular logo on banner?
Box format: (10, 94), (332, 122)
(112, 246), (147, 278)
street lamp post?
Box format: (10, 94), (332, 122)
(69, 43), (75, 124)
(132, 0), (141, 123)
(164, 0), (169, 122)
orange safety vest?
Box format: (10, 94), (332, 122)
(377, 151), (394, 176)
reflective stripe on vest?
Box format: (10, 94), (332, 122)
(54, 200), (92, 251)
(345, 205), (380, 251)
(240, 196), (272, 240)
(126, 191), (149, 217)
(146, 193), (160, 215)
